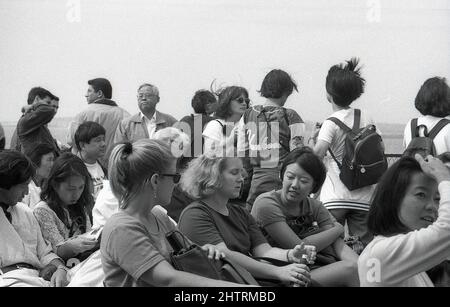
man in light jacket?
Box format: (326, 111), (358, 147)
(67, 78), (129, 168)
(114, 83), (177, 144)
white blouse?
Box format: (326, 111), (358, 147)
(358, 181), (450, 287)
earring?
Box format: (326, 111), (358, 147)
(153, 188), (158, 204)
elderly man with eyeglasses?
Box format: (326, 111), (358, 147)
(114, 84), (177, 144)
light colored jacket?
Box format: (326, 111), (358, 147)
(67, 101), (130, 168)
(113, 111), (177, 144)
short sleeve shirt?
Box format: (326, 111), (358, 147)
(237, 105), (305, 168)
(317, 108), (376, 162)
(403, 115), (450, 155)
(251, 191), (335, 245)
(202, 119), (238, 155)
(178, 201), (267, 256)
(84, 161), (106, 199)
(100, 209), (177, 287)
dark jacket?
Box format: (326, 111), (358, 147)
(0, 123), (5, 150)
(17, 104), (59, 155)
(176, 113), (214, 159)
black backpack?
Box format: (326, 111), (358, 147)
(327, 109), (388, 191)
(403, 118), (450, 158)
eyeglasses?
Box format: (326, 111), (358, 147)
(138, 93), (158, 99)
(160, 173), (181, 184)
(235, 97), (250, 105)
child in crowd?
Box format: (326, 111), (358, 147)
(74, 121), (107, 199)
(33, 153), (96, 262)
(359, 155), (450, 286)
(313, 58), (376, 246)
(237, 69), (306, 209)
(175, 89), (217, 163)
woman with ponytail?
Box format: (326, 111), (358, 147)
(312, 58), (377, 247)
(100, 139), (248, 287)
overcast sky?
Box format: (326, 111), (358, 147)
(0, 0), (449, 124)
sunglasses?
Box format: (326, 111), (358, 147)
(160, 173), (181, 184)
(235, 97), (250, 105)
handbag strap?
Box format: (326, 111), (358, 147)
(327, 148), (342, 169)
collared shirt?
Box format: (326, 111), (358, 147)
(114, 111), (178, 144)
(0, 202), (12, 223)
(0, 203), (60, 269)
(21, 180), (42, 210)
(140, 112), (157, 139)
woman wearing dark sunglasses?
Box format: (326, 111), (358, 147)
(202, 86), (250, 155)
(100, 139), (247, 287)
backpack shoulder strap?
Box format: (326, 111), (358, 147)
(282, 107), (290, 126)
(282, 107), (291, 142)
(428, 119), (450, 140)
(214, 119), (227, 136)
(410, 118), (419, 137)
(352, 109), (361, 132)
(327, 148), (342, 169)
(215, 119), (224, 127)
(326, 117), (352, 134)
(261, 108), (290, 152)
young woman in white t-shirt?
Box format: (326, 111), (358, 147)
(359, 154), (450, 286)
(202, 86), (250, 155)
(403, 77), (450, 155)
(313, 58), (376, 246)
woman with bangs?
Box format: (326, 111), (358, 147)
(202, 86), (250, 155)
(358, 154), (450, 286)
(178, 152), (312, 287)
(252, 147), (360, 286)
(33, 152), (96, 261)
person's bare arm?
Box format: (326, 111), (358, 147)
(140, 260), (251, 287)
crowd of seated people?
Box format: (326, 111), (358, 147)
(1, 59), (449, 287)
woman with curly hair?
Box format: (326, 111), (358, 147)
(202, 86), (250, 155)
